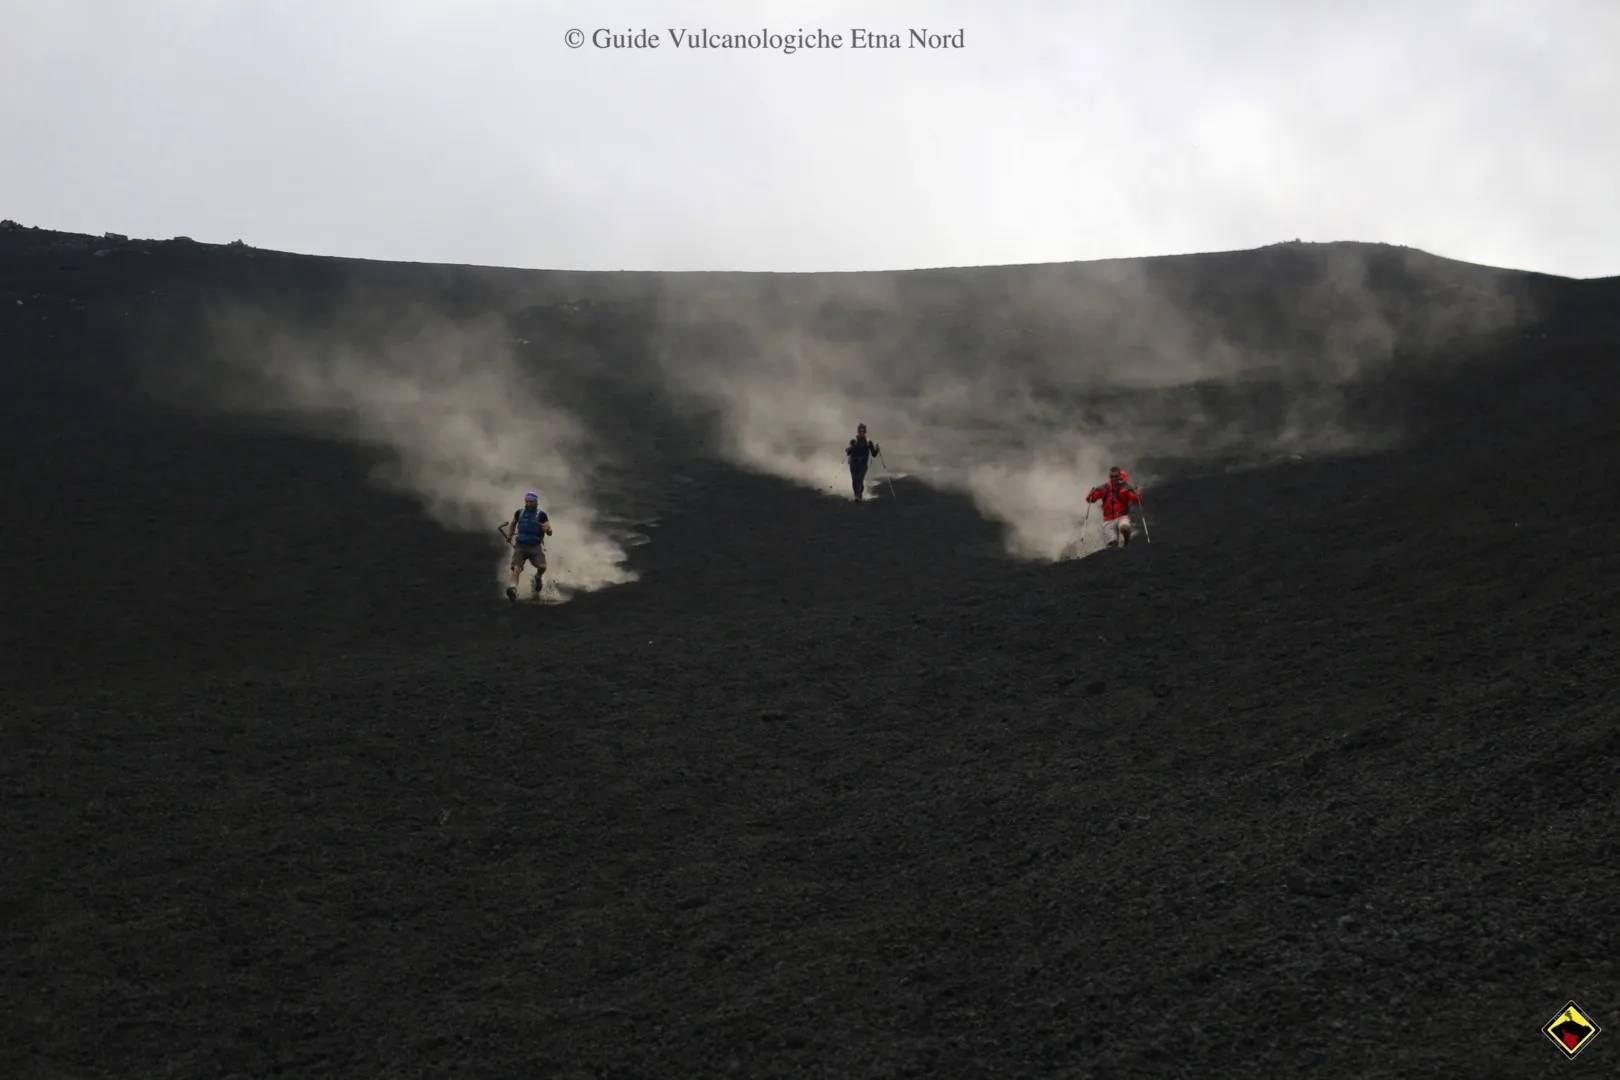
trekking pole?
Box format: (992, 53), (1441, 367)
(1137, 493), (1152, 544)
(1076, 503), (1091, 558)
(495, 524), (514, 548)
(878, 453), (897, 502)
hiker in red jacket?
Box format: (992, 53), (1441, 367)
(1086, 465), (1142, 548)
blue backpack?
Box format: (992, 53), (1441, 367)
(513, 506), (547, 545)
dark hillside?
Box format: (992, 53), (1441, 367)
(2, 221), (1617, 1078)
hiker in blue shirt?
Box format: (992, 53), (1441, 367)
(502, 491), (552, 602)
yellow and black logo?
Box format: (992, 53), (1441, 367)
(1542, 1000), (1601, 1059)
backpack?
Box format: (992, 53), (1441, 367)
(514, 507), (546, 544)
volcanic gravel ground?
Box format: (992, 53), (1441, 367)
(2, 229), (1618, 1078)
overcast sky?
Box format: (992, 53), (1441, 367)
(5, 0), (1618, 277)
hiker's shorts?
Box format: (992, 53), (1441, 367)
(510, 543), (546, 571)
(1100, 516), (1132, 544)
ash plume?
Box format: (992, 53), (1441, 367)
(652, 244), (1535, 560)
(153, 299), (637, 599)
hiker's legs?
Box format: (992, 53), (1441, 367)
(1101, 518), (1123, 548)
(852, 461), (868, 498)
(510, 544), (545, 591)
(1119, 519), (1133, 547)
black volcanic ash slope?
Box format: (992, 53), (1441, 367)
(1, 224), (1617, 1080)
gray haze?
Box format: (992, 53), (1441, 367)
(152, 302), (642, 599)
(7, 1), (1600, 580)
(651, 247), (1531, 559)
(5, 0), (1619, 277)
(145, 242), (1532, 579)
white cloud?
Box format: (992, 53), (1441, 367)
(3, 0), (1615, 275)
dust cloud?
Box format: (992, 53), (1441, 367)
(164, 300), (637, 599)
(652, 244), (1534, 560)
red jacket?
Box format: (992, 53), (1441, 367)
(1086, 479), (1141, 521)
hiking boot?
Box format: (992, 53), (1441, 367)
(506, 586), (517, 602)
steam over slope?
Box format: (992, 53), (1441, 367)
(2, 223), (1616, 1079)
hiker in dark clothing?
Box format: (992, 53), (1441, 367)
(845, 423), (881, 501)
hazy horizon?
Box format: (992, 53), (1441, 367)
(2, 218), (1590, 283)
